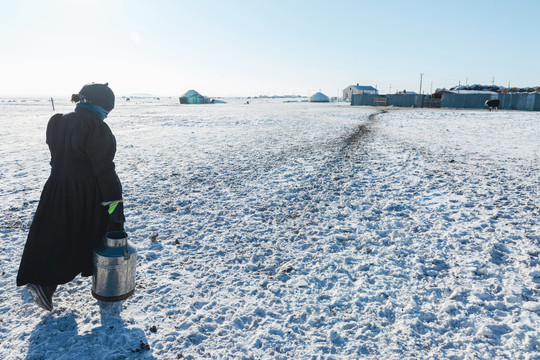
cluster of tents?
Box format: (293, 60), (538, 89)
(179, 89), (332, 104)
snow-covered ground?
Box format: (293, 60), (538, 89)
(0, 98), (539, 359)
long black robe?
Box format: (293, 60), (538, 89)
(17, 107), (123, 287)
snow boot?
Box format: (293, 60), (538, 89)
(27, 284), (54, 312)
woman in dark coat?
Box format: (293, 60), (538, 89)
(17, 83), (125, 311)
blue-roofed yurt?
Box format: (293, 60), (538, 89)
(179, 90), (211, 104)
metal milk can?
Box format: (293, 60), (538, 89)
(92, 230), (137, 302)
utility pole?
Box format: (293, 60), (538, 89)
(419, 73), (424, 95)
(492, 77), (495, 86)
(50, 97), (55, 111)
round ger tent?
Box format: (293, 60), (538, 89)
(179, 90), (211, 104)
(309, 92), (330, 103)
(182, 89), (201, 98)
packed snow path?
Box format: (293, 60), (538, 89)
(0, 99), (539, 359)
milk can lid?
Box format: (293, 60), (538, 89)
(104, 231), (128, 248)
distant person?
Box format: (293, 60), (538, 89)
(17, 83), (125, 311)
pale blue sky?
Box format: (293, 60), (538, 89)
(1, 0), (539, 97)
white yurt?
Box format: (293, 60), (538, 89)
(309, 92), (330, 103)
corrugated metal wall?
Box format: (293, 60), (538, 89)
(441, 94), (494, 109)
(533, 94), (540, 111)
(351, 94), (376, 106)
(499, 94), (519, 110)
(352, 94), (424, 107)
(352, 93), (540, 111)
(441, 93), (540, 111)
(387, 94), (422, 107)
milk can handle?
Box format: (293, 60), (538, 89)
(123, 233), (130, 260)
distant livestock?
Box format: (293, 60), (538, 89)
(485, 99), (500, 111)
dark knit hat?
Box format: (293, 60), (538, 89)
(72, 83), (115, 111)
